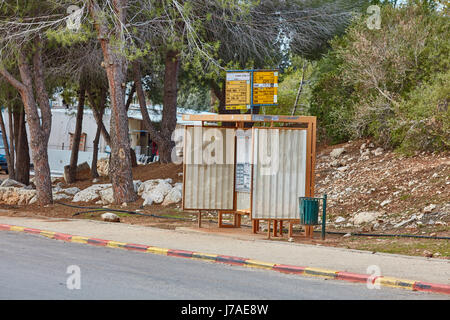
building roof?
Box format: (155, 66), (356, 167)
(50, 104), (216, 125)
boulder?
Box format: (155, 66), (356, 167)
(393, 215), (417, 228)
(99, 188), (115, 204)
(1, 178), (26, 188)
(144, 188), (165, 204)
(330, 147), (345, 158)
(53, 193), (72, 201)
(380, 199), (391, 207)
(62, 187), (81, 196)
(423, 204), (436, 213)
(101, 212), (120, 222)
(173, 182), (183, 193)
(162, 187), (182, 206)
(133, 180), (142, 193)
(138, 179), (159, 196)
(372, 147), (384, 156)
(153, 180), (172, 197)
(72, 183), (111, 202)
(29, 196), (37, 205)
(0, 187), (36, 205)
(142, 195), (154, 206)
(139, 179), (172, 199)
(351, 211), (383, 225)
(335, 216), (346, 223)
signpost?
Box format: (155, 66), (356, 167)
(225, 69), (278, 111)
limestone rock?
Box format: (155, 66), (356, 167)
(162, 187), (182, 206)
(138, 179), (159, 196)
(423, 204), (436, 213)
(139, 179), (172, 203)
(144, 188), (165, 204)
(99, 188), (115, 204)
(72, 183), (111, 202)
(335, 216), (346, 223)
(62, 187), (81, 196)
(330, 148), (345, 158)
(380, 199), (391, 207)
(101, 212), (120, 222)
(372, 147), (384, 156)
(133, 180), (142, 193)
(53, 193), (72, 201)
(352, 211), (383, 225)
(1, 179), (26, 188)
(142, 195), (154, 206)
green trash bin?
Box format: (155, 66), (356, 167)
(299, 197), (320, 225)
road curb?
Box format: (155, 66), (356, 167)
(1, 223), (449, 295)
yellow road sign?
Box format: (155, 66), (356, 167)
(253, 71), (278, 105)
(225, 72), (251, 106)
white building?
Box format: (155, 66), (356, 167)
(1, 104), (213, 175)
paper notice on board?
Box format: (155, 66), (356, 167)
(235, 130), (252, 193)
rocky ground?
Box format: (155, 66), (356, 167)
(0, 140), (448, 258)
(315, 140), (449, 238)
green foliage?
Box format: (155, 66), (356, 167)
(392, 70), (450, 153)
(308, 2), (449, 150)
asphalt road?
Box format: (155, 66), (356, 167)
(0, 231), (445, 300)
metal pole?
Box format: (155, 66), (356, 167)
(321, 194), (327, 240)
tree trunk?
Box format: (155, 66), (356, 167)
(2, 46), (53, 205)
(87, 89), (111, 146)
(12, 109), (30, 185)
(125, 83), (135, 112)
(132, 56), (179, 164)
(0, 108), (14, 178)
(89, 0), (136, 204)
(91, 122), (101, 179)
(7, 107), (15, 178)
(67, 82), (86, 183)
(159, 50), (180, 163)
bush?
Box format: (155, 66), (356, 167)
(392, 70), (450, 153)
(309, 3), (449, 150)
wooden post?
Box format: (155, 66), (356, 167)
(267, 220), (271, 239)
(233, 213), (241, 227)
(236, 214), (241, 228)
(273, 220), (278, 237)
(279, 220), (283, 237)
(198, 211), (202, 228)
(305, 225), (314, 238)
(218, 211), (223, 228)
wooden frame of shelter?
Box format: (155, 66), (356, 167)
(181, 114), (316, 239)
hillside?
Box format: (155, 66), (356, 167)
(316, 140), (449, 236)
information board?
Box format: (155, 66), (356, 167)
(252, 71), (278, 105)
(225, 72), (251, 107)
(235, 130), (252, 192)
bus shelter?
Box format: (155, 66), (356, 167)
(181, 114), (316, 238)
